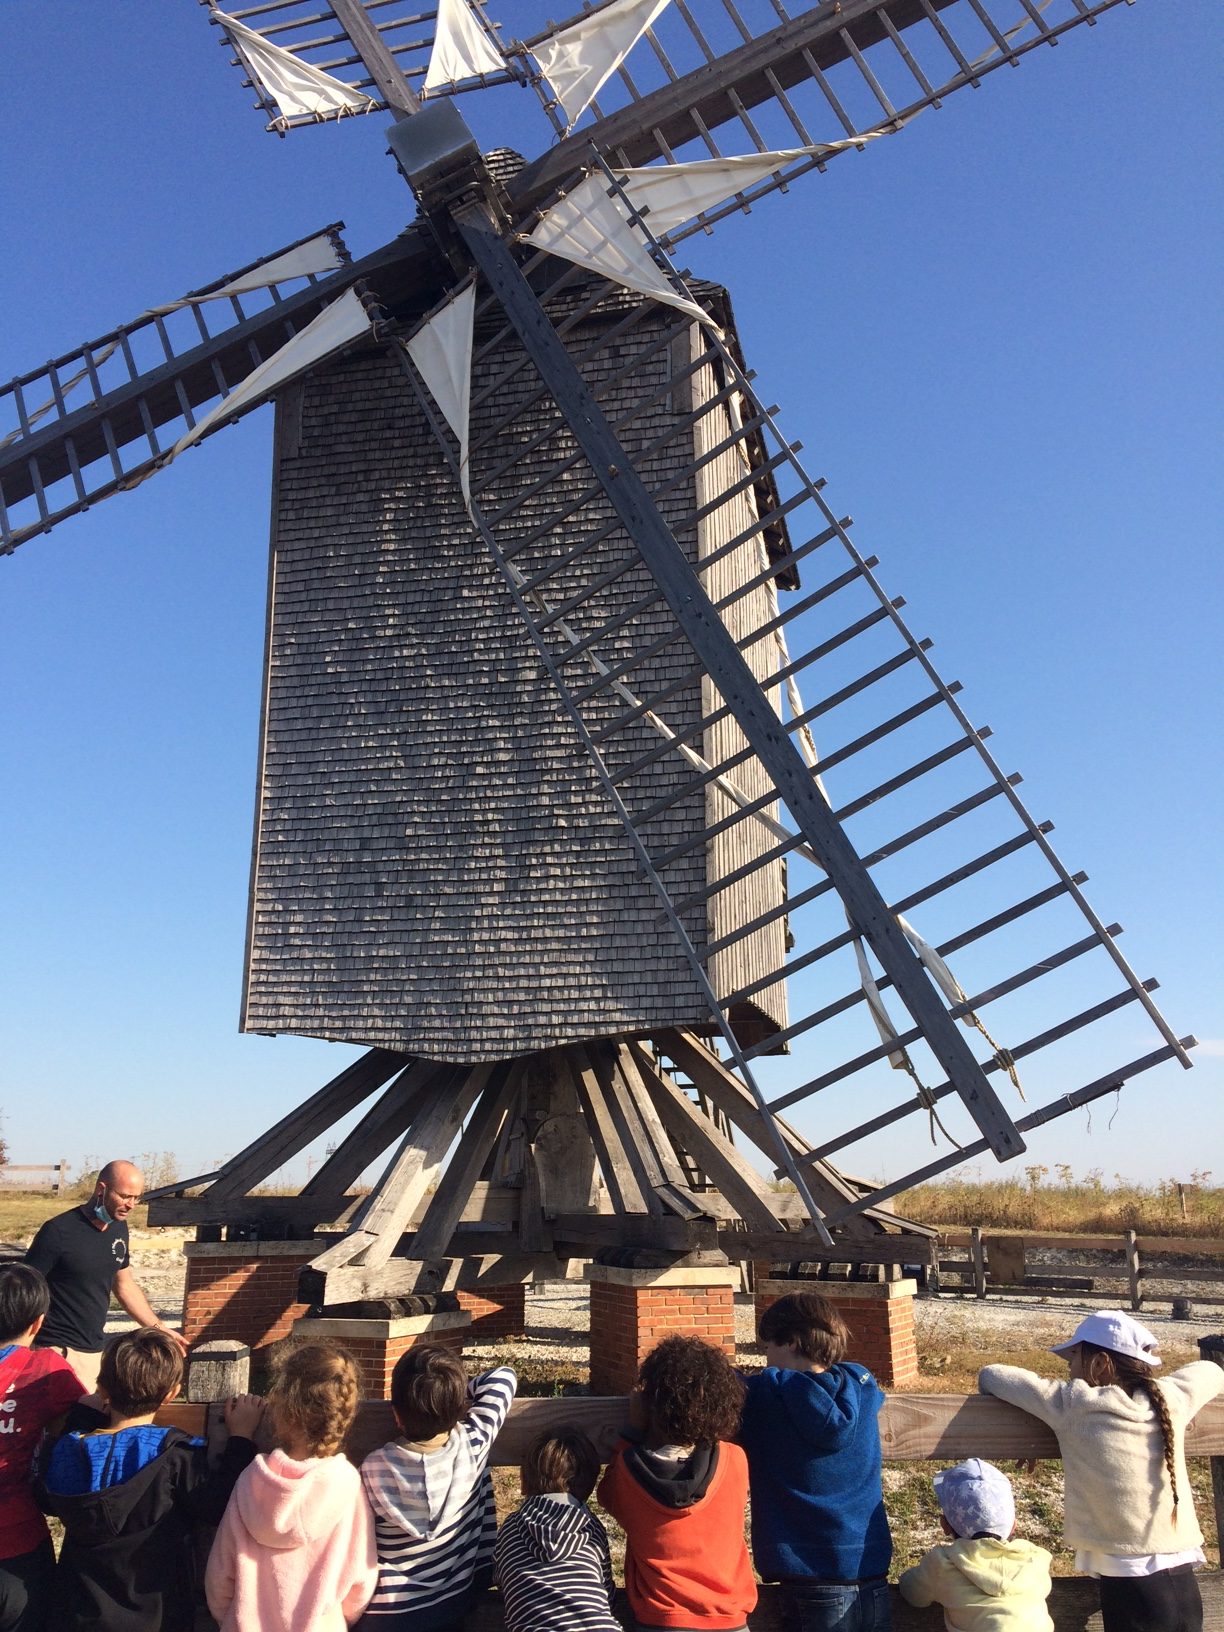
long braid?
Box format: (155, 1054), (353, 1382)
(268, 1340), (361, 1458)
(1137, 1375), (1180, 1518)
(1082, 1341), (1179, 1520)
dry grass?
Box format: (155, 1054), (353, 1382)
(897, 1169), (1223, 1239)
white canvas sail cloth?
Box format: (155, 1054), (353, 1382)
(217, 12), (378, 122)
(168, 287), (372, 460)
(614, 137), (885, 239)
(524, 174), (705, 321)
(533, 0), (672, 128)
(403, 285), (477, 509)
(423, 0), (504, 91)
(149, 233), (347, 314)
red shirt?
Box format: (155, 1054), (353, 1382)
(0, 1345), (85, 1557)
(598, 1439), (756, 1629)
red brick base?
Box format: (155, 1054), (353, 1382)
(587, 1266), (739, 1395)
(182, 1241), (316, 1359)
(457, 1283), (527, 1341)
(754, 1277), (919, 1387)
(291, 1313), (471, 1400)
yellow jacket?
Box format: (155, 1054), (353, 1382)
(899, 1536), (1054, 1632)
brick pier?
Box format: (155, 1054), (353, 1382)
(586, 1264), (740, 1396)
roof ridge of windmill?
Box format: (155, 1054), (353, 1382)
(0, 2), (1215, 1278)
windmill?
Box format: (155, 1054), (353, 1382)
(0, 0), (1196, 1307)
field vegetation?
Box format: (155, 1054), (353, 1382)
(896, 1166), (1222, 1238)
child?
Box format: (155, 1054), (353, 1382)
(0, 1263), (87, 1632)
(899, 1458), (1054, 1631)
(357, 1342), (517, 1630)
(598, 1334), (755, 1632)
(979, 1309), (1224, 1632)
(737, 1290), (891, 1631)
(494, 1427), (620, 1632)
(37, 1325), (262, 1632)
(206, 1340), (377, 1631)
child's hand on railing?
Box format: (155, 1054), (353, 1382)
(224, 1394), (266, 1439)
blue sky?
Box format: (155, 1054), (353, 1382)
(0, 1), (1219, 1193)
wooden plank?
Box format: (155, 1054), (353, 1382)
(205, 1049), (410, 1201)
(730, 1233), (935, 1264)
(148, 1180), (520, 1232)
(307, 1065), (479, 1275)
(174, 1393), (1224, 1467)
(329, 0), (419, 115)
(629, 1043), (788, 1236)
(297, 1249), (567, 1307)
(567, 1044), (652, 1214)
(517, 1146), (553, 1254)
(300, 1059), (449, 1199)
(409, 1064), (521, 1262)
(943, 1230), (1224, 1257)
(588, 1044), (668, 1217)
(1126, 1228), (1143, 1311)
(452, 191), (1026, 1166)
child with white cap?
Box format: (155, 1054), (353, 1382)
(979, 1310), (1224, 1632)
(899, 1458), (1053, 1630)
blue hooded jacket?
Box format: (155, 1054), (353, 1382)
(738, 1363), (892, 1582)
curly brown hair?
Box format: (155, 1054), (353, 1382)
(268, 1341), (360, 1459)
(1077, 1341), (1181, 1519)
(638, 1335), (744, 1445)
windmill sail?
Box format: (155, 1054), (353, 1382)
(0, 227), (357, 555)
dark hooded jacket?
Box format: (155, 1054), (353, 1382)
(493, 1493), (620, 1632)
(36, 1405), (256, 1632)
(738, 1362), (892, 1582)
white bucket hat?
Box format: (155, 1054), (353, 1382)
(934, 1459), (1016, 1539)
(1050, 1309), (1162, 1367)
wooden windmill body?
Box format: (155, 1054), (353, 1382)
(0, 0), (1196, 1306)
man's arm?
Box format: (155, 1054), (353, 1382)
(112, 1267), (189, 1354)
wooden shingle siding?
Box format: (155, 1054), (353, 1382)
(689, 330), (788, 1045)
(242, 294), (787, 1060)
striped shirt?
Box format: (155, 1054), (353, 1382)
(494, 1493), (621, 1632)
(360, 1367), (517, 1618)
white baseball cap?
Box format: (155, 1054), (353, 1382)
(934, 1459), (1016, 1539)
(1050, 1310), (1162, 1367)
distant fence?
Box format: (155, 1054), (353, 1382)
(0, 1162), (69, 1194)
(938, 1228), (1224, 1310)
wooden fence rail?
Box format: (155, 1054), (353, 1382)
(0, 1161), (68, 1193)
(162, 1394), (1224, 1632)
(935, 1228), (1224, 1309)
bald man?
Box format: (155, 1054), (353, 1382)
(24, 1160), (188, 1390)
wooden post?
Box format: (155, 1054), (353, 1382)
(1200, 1335), (1224, 1566)
(971, 1226), (987, 1299)
(1125, 1229), (1142, 1311)
(185, 1339), (251, 1405)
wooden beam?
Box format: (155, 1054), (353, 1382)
(628, 1044), (788, 1236)
(587, 1043), (667, 1216)
(308, 1065), (482, 1276)
(205, 1049), (410, 1201)
(146, 1179), (520, 1233)
(613, 1045), (713, 1219)
(657, 1031), (910, 1236)
(410, 1064), (521, 1262)
(329, 0), (420, 116)
(566, 1045), (652, 1214)
(300, 1058), (450, 1199)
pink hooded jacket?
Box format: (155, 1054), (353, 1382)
(206, 1448), (379, 1632)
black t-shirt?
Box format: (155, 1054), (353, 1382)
(25, 1206), (130, 1353)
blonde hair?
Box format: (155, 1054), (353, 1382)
(267, 1341), (360, 1458)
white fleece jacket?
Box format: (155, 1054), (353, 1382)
(978, 1361), (1223, 1555)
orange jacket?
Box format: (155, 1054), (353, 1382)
(598, 1440), (756, 1629)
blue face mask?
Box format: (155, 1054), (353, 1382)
(91, 1194), (111, 1227)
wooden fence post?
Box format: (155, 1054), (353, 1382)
(971, 1227), (987, 1299)
(1200, 1334), (1224, 1566)
(1125, 1229), (1142, 1311)
(185, 1339), (251, 1405)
